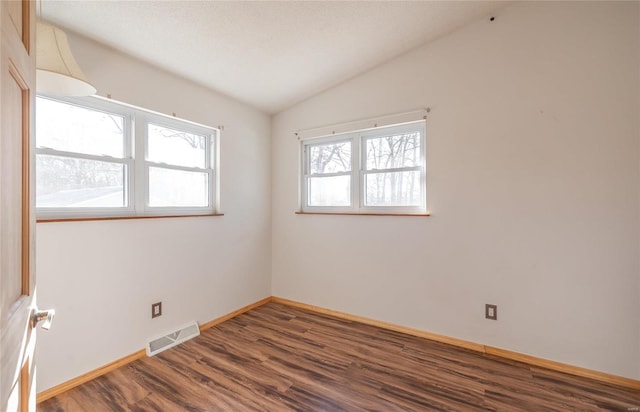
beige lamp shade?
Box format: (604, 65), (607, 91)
(36, 21), (96, 96)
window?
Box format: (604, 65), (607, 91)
(36, 95), (218, 219)
(301, 121), (426, 214)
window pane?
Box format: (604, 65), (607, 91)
(365, 132), (420, 170)
(148, 167), (208, 207)
(36, 155), (126, 207)
(36, 97), (124, 158)
(148, 124), (207, 168)
(308, 175), (350, 206)
(364, 171), (421, 207)
(308, 141), (351, 174)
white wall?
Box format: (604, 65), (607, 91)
(272, 1), (640, 380)
(36, 34), (272, 391)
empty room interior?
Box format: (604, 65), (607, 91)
(17, 0), (640, 410)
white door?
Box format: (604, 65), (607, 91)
(0, 1), (37, 410)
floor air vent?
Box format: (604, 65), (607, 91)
(147, 322), (200, 356)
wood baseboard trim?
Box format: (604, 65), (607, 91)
(36, 295), (640, 402)
(36, 349), (146, 403)
(271, 297), (484, 352)
(36, 296), (273, 404)
(199, 296), (272, 331)
(272, 296), (640, 391)
(484, 346), (640, 390)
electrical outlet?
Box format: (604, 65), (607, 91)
(485, 304), (497, 320)
(152, 302), (162, 318)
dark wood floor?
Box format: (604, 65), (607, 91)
(39, 302), (640, 411)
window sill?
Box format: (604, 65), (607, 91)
(295, 211), (430, 217)
(36, 213), (224, 223)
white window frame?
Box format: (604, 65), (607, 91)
(301, 135), (356, 213)
(36, 95), (219, 220)
(137, 113), (217, 217)
(300, 120), (426, 214)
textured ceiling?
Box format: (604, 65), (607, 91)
(41, 1), (507, 114)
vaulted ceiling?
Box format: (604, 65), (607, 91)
(41, 1), (507, 114)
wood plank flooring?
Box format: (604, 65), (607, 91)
(39, 302), (640, 411)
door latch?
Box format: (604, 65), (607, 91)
(31, 308), (55, 330)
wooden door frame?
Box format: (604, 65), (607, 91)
(0, 0), (36, 410)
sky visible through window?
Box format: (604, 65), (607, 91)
(36, 97), (211, 210)
(306, 130), (422, 208)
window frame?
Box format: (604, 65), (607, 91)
(300, 120), (427, 215)
(35, 95), (219, 220)
(137, 112), (217, 217)
(301, 135), (356, 213)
